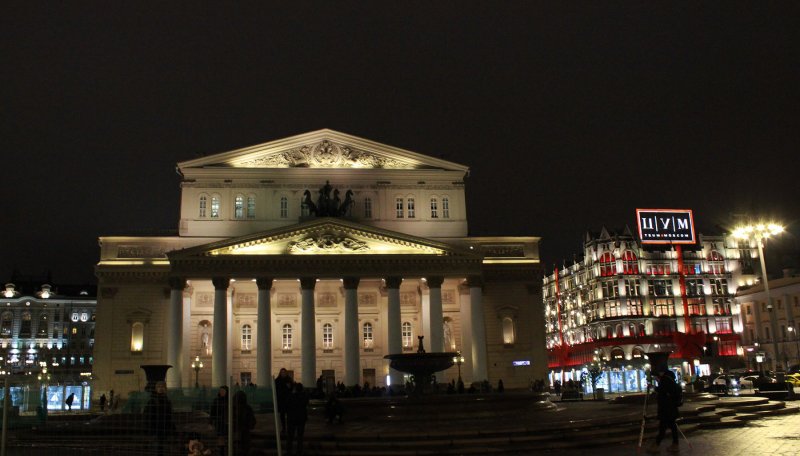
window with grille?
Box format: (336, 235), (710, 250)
(211, 196), (220, 218)
(395, 198), (404, 218)
(710, 279), (727, 295)
(430, 198), (438, 218)
(407, 198), (415, 218)
(652, 298), (675, 316)
(362, 322), (373, 348)
(280, 196), (288, 218)
(708, 250), (725, 274)
(241, 324), (252, 350)
(364, 197), (372, 218)
(402, 322), (412, 347)
(716, 318), (732, 334)
(234, 195), (244, 219)
(647, 263), (671, 275)
(625, 279), (640, 296)
(247, 195), (256, 218)
(621, 251), (638, 274)
(282, 324), (293, 349)
(442, 196), (450, 218)
(602, 281), (618, 298)
(599, 252), (616, 276)
(323, 323), (333, 349)
(199, 195), (207, 217)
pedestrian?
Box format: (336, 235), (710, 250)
(65, 392), (75, 411)
(209, 386), (229, 454)
(497, 379), (505, 393)
(275, 368), (293, 436)
(99, 393), (107, 412)
(324, 393), (344, 424)
(143, 381), (174, 456)
(648, 369), (682, 454)
(286, 383), (309, 455)
(232, 390), (256, 455)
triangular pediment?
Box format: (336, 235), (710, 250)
(177, 129), (469, 172)
(169, 218), (477, 258)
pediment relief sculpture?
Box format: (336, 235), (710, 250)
(238, 139), (413, 169)
(288, 234), (369, 254)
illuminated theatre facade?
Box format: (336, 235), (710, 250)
(94, 130), (545, 394)
(543, 226), (757, 393)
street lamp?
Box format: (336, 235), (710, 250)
(191, 355), (203, 388)
(453, 352), (465, 384)
(733, 222), (784, 371)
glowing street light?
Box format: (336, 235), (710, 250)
(191, 355), (204, 388)
(453, 352), (465, 384)
(733, 222), (784, 371)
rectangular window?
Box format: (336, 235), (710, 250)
(718, 340), (737, 356)
(280, 197), (288, 218)
(710, 279), (727, 295)
(323, 324), (333, 349)
(407, 198), (415, 218)
(624, 279), (640, 297)
(247, 196), (256, 218)
(199, 196), (207, 218)
(234, 196), (244, 219)
(362, 323), (373, 348)
(648, 280), (672, 296)
(402, 322), (412, 348)
(687, 298), (705, 315)
(716, 318), (732, 334)
(685, 279), (704, 296)
(211, 196), (220, 218)
(604, 300), (622, 317)
(602, 281), (618, 299)
(442, 197), (450, 218)
(395, 198), (404, 218)
(241, 325), (252, 351)
(364, 198), (372, 218)
(647, 263), (671, 275)
(430, 198), (438, 218)
(627, 299), (643, 316)
(652, 298), (675, 316)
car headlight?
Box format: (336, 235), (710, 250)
(731, 379), (738, 386)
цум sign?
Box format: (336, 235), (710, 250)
(636, 209), (695, 244)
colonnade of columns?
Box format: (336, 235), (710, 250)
(166, 275), (487, 389)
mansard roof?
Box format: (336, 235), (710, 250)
(177, 129), (469, 174)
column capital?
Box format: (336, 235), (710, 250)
(425, 276), (444, 288)
(466, 275), (484, 288)
(212, 277), (230, 290)
(342, 277), (361, 290)
(168, 277), (186, 290)
(256, 277), (274, 291)
(300, 277), (317, 291)
(384, 277), (403, 289)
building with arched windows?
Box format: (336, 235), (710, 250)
(543, 225), (758, 393)
(94, 130), (544, 395)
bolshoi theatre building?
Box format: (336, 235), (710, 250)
(94, 130), (545, 394)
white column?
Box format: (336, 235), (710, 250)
(166, 277), (185, 388)
(300, 277), (317, 387)
(386, 277), (403, 387)
(459, 284), (474, 381)
(256, 278), (273, 387)
(212, 277), (229, 388)
(343, 277), (360, 386)
(427, 276), (444, 352)
(469, 276), (488, 381)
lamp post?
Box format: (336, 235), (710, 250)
(733, 222), (784, 372)
(191, 355), (203, 388)
(453, 352), (465, 383)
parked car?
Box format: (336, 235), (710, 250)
(711, 375), (739, 394)
(735, 375), (754, 390)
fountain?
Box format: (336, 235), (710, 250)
(384, 336), (458, 394)
(140, 364), (172, 392)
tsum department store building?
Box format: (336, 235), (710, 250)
(94, 130), (546, 395)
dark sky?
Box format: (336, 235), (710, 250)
(3, 2), (799, 285)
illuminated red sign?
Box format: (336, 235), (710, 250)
(636, 209), (696, 244)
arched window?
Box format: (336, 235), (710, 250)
(1, 312), (12, 337)
(621, 251), (638, 274)
(430, 197), (438, 218)
(407, 197), (415, 218)
(131, 322), (144, 352)
(362, 322), (373, 348)
(323, 323), (333, 349)
(364, 197), (372, 218)
(210, 195), (221, 218)
(241, 324), (252, 350)
(599, 252), (616, 276)
(402, 322), (413, 348)
(395, 198), (404, 218)
(611, 347), (625, 360)
(502, 317), (515, 344)
(282, 324), (293, 349)
(20, 312), (32, 337)
(234, 195), (244, 219)
(280, 196), (288, 218)
(632, 347), (645, 359)
(247, 195), (256, 218)
(38, 313), (48, 337)
(708, 250), (725, 274)
(442, 196), (450, 218)
(199, 195), (208, 217)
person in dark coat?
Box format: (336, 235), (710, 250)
(275, 368), (293, 435)
(99, 393), (107, 412)
(232, 390), (256, 455)
(209, 386), (229, 453)
(143, 381), (174, 456)
(648, 370), (682, 453)
(286, 383), (309, 455)
(65, 393), (75, 411)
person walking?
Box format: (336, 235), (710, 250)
(232, 390), (256, 455)
(286, 383), (309, 456)
(143, 381), (174, 456)
(209, 386), (229, 454)
(65, 393), (75, 411)
(99, 393), (107, 412)
(648, 369), (682, 453)
(275, 368), (293, 436)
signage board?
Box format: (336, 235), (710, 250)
(636, 209), (696, 244)
(512, 360), (531, 366)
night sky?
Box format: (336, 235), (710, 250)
(3, 3), (799, 285)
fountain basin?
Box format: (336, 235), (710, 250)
(384, 352), (458, 377)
